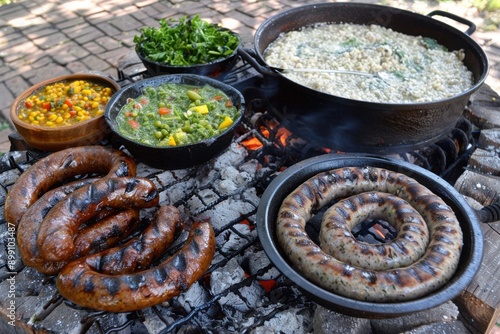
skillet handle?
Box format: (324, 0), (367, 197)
(427, 10), (476, 35)
(237, 47), (278, 77)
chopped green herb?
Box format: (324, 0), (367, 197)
(134, 15), (240, 66)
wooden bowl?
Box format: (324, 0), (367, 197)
(10, 73), (120, 151)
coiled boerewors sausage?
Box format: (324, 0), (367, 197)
(277, 166), (463, 302)
(37, 177), (159, 262)
(319, 191), (430, 270)
(17, 179), (140, 274)
(4, 146), (136, 228)
(56, 220), (215, 312)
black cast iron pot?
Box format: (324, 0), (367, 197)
(256, 153), (484, 318)
(239, 3), (489, 154)
(105, 74), (245, 170)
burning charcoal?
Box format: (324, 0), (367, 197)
(199, 199), (257, 230)
(164, 180), (196, 204)
(154, 170), (177, 187)
(224, 282), (265, 313)
(218, 224), (254, 254)
(140, 306), (172, 333)
(254, 307), (313, 334)
(465, 85), (500, 129)
(242, 247), (281, 281)
(213, 143), (248, 171)
(211, 258), (245, 294)
(370, 301), (460, 334)
(217, 179), (238, 195)
(313, 306), (370, 334)
(176, 282), (211, 313)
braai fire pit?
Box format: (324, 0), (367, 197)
(0, 58), (498, 333)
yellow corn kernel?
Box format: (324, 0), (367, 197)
(48, 114), (57, 121)
(190, 105), (209, 114)
(31, 120), (39, 125)
(55, 116), (63, 124)
(219, 116), (233, 130)
(63, 112), (71, 119)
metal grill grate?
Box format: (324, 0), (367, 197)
(0, 60), (475, 333)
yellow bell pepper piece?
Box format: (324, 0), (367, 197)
(168, 135), (176, 146)
(190, 105), (209, 114)
(218, 116), (233, 130)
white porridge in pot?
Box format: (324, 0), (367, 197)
(263, 23), (474, 104)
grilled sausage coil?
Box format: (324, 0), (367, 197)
(56, 220), (215, 312)
(4, 146), (136, 228)
(276, 166), (463, 302)
(319, 191), (430, 270)
(36, 177), (159, 262)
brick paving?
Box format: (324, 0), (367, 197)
(0, 0), (499, 154)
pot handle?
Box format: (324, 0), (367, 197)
(237, 47), (278, 77)
(427, 10), (476, 35)
(476, 200), (500, 224)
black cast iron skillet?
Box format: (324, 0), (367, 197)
(256, 153), (484, 318)
(239, 3), (489, 154)
(105, 74), (245, 170)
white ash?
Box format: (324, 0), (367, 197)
(313, 306), (371, 334)
(140, 305), (171, 334)
(242, 247), (281, 281)
(242, 188), (260, 207)
(239, 159), (260, 180)
(217, 223), (255, 254)
(198, 198), (257, 230)
(212, 142), (248, 171)
(210, 257), (246, 295)
(162, 179), (196, 204)
(176, 281), (211, 313)
(135, 162), (162, 177)
(154, 170), (177, 187)
(252, 308), (313, 334)
(218, 281), (265, 313)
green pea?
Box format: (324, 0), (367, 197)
(154, 131), (163, 139)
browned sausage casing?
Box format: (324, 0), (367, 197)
(37, 177), (159, 262)
(4, 146), (136, 228)
(17, 178), (140, 274)
(56, 220), (215, 312)
(277, 166), (463, 302)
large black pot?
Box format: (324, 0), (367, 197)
(256, 153), (484, 318)
(239, 3), (489, 154)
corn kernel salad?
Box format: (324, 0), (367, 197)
(17, 80), (114, 127)
(115, 83), (240, 147)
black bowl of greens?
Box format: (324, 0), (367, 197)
(135, 15), (241, 79)
(104, 74), (245, 170)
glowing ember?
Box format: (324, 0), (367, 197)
(241, 136), (263, 150)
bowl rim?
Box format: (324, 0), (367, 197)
(104, 73), (245, 150)
(10, 72), (120, 132)
(135, 28), (242, 69)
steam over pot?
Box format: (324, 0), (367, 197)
(239, 3), (489, 154)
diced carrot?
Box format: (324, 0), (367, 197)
(128, 119), (140, 129)
(158, 107), (171, 115)
(225, 99), (233, 107)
